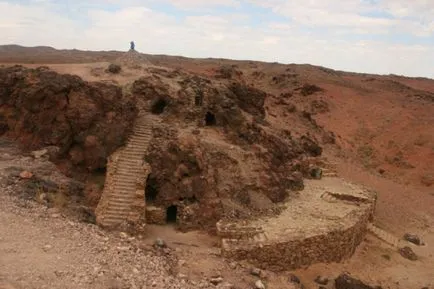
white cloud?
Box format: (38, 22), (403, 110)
(0, 0), (433, 78)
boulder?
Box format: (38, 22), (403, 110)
(335, 273), (381, 289)
(403, 233), (423, 246)
(399, 246), (418, 261)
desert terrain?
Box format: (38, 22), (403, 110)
(0, 45), (433, 289)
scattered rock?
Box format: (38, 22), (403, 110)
(403, 233), (423, 245)
(42, 244), (53, 252)
(37, 193), (47, 203)
(210, 277), (224, 285)
(76, 206), (96, 224)
(288, 274), (301, 284)
(107, 63), (122, 74)
(116, 246), (130, 252)
(255, 280), (266, 289)
(19, 171), (33, 179)
(399, 246), (418, 261)
(154, 238), (167, 248)
(218, 282), (234, 289)
(31, 149), (49, 159)
(177, 273), (188, 280)
(228, 262), (237, 269)
(300, 84), (324, 96)
(315, 276), (329, 285)
(335, 273), (382, 289)
(250, 267), (261, 277)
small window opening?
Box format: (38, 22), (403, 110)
(205, 111), (216, 126)
(166, 205), (178, 223)
(179, 195), (198, 204)
(145, 175), (158, 203)
(151, 98), (167, 114)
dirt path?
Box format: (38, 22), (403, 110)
(0, 191), (195, 289)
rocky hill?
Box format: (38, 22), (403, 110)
(0, 46), (433, 289)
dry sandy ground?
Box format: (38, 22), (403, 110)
(0, 139), (433, 289)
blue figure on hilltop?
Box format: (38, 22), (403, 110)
(130, 41), (135, 51)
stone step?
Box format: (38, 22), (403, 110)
(113, 185), (135, 192)
(115, 162), (142, 169)
(128, 139), (151, 144)
(105, 207), (133, 215)
(115, 171), (136, 177)
(108, 190), (134, 196)
(113, 182), (136, 188)
(100, 217), (125, 226)
(131, 130), (152, 135)
(108, 197), (134, 205)
(129, 135), (152, 140)
(132, 127), (152, 131)
(367, 224), (400, 247)
(114, 175), (137, 181)
(110, 191), (136, 197)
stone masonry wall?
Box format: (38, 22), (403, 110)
(221, 204), (374, 271)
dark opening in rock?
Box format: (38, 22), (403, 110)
(151, 98), (167, 114)
(94, 167), (107, 174)
(145, 175), (158, 203)
(179, 195), (198, 204)
(166, 205), (178, 223)
(205, 111), (216, 126)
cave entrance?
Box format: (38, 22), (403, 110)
(145, 175), (158, 203)
(166, 205), (178, 223)
(151, 98), (167, 114)
(205, 111), (216, 126)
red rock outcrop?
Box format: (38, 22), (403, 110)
(0, 66), (138, 172)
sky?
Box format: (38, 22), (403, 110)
(1, 0), (433, 78)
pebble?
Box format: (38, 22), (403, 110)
(250, 267), (261, 277)
(154, 238), (166, 248)
(314, 276), (329, 285)
(43, 244), (53, 251)
(210, 277), (224, 285)
(19, 170), (33, 179)
(255, 280), (266, 289)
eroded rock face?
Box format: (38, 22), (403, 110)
(136, 71), (321, 231)
(0, 66), (138, 172)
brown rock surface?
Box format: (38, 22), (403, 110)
(0, 65), (138, 172)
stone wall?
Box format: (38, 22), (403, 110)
(146, 206), (166, 225)
(221, 203), (374, 271)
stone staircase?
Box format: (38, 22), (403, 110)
(321, 168), (338, 177)
(305, 156), (338, 178)
(95, 112), (159, 229)
(217, 220), (269, 258)
(367, 223), (400, 247)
